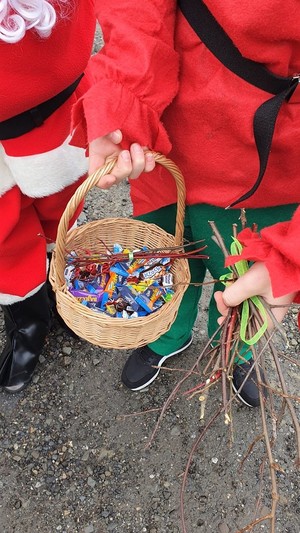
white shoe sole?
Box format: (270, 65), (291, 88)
(131, 336), (193, 391)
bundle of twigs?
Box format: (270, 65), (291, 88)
(65, 240), (208, 270)
(139, 220), (300, 533)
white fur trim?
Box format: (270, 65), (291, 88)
(0, 144), (16, 196)
(0, 137), (88, 198)
(0, 282), (44, 305)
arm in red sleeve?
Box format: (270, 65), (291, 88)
(226, 206), (300, 299)
(72, 1), (179, 153)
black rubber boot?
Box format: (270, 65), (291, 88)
(0, 284), (51, 393)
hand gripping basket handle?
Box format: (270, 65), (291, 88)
(54, 151), (186, 287)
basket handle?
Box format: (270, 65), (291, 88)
(54, 152), (186, 285)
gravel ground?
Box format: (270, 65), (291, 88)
(0, 31), (299, 533)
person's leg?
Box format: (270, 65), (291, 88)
(189, 203), (298, 406)
(35, 176), (87, 337)
(34, 175), (87, 246)
(121, 204), (207, 390)
(0, 177), (87, 392)
(0, 187), (51, 392)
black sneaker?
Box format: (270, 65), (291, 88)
(232, 359), (267, 408)
(121, 336), (193, 391)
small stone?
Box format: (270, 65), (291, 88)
(291, 338), (298, 346)
(63, 356), (72, 366)
(87, 477), (96, 488)
(14, 500), (22, 509)
(32, 451), (40, 459)
(82, 451), (90, 461)
(211, 457), (218, 464)
(259, 505), (270, 518)
(84, 526), (94, 533)
(62, 346), (72, 355)
(218, 522), (229, 533)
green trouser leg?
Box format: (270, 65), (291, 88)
(135, 205), (206, 355)
(136, 203), (298, 358)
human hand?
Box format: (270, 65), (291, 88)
(214, 261), (296, 328)
(88, 130), (155, 189)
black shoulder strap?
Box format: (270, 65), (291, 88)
(178, 0), (299, 207)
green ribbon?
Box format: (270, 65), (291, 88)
(219, 237), (268, 345)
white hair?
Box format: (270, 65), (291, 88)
(0, 1), (71, 43)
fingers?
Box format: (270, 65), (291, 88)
(221, 262), (270, 308)
(96, 143), (155, 189)
(89, 130), (123, 174)
(214, 291), (229, 325)
(214, 291), (229, 316)
(97, 150), (132, 189)
(88, 129), (156, 189)
(215, 263), (295, 328)
(107, 130), (123, 144)
(221, 272), (256, 308)
(128, 144), (155, 179)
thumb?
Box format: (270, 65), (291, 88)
(88, 130), (123, 174)
(107, 129), (123, 145)
(221, 270), (256, 308)
(221, 262), (272, 307)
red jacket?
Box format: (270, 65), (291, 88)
(0, 1), (95, 123)
(0, 1), (97, 209)
(0, 0), (96, 157)
(72, 0), (300, 298)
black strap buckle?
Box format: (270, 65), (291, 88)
(29, 107), (45, 128)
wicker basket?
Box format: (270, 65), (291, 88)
(49, 152), (190, 349)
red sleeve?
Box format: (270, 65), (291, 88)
(71, 1), (179, 152)
(226, 206), (300, 299)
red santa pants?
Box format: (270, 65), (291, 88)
(0, 177), (86, 304)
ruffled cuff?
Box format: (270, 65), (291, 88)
(225, 227), (300, 299)
(70, 78), (172, 154)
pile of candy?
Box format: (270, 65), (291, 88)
(64, 244), (174, 318)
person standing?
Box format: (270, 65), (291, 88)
(73, 0), (300, 407)
(0, 0), (154, 392)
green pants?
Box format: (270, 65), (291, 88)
(136, 203), (297, 356)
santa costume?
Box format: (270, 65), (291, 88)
(0, 0), (97, 391)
